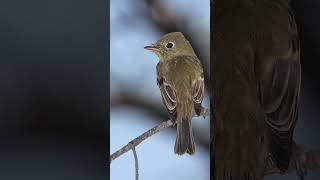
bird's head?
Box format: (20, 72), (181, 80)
(144, 32), (196, 60)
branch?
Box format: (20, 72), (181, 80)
(110, 107), (210, 179)
(110, 107), (209, 162)
(132, 147), (139, 180)
(110, 119), (173, 162)
(110, 119), (173, 180)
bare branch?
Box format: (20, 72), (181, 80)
(110, 107), (210, 163)
(110, 119), (173, 162)
(110, 107), (209, 179)
(132, 147), (139, 180)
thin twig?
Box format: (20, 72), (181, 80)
(110, 119), (174, 162)
(110, 106), (209, 179)
(132, 147), (139, 180)
(110, 107), (209, 162)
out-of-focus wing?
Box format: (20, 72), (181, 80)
(257, 51), (301, 172)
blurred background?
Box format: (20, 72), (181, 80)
(0, 0), (107, 179)
(110, 0), (210, 180)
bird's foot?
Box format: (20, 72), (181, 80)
(200, 107), (210, 119)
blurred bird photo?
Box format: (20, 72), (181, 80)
(212, 0), (320, 180)
(110, 0), (210, 180)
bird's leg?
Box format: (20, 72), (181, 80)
(200, 106), (210, 118)
(169, 118), (176, 125)
(192, 106), (210, 118)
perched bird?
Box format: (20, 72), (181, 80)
(144, 32), (205, 155)
(212, 0), (301, 179)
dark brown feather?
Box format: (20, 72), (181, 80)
(157, 77), (178, 121)
(193, 80), (204, 116)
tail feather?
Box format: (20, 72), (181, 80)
(174, 117), (195, 155)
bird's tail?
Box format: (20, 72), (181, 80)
(174, 114), (195, 155)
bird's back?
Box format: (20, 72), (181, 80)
(157, 55), (203, 95)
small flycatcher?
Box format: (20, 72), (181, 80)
(145, 32), (205, 155)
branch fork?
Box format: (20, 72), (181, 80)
(110, 107), (210, 180)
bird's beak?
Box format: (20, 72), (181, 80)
(144, 45), (159, 51)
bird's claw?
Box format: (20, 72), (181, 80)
(200, 107), (210, 118)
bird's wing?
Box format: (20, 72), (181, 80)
(193, 79), (204, 116)
(157, 63), (177, 121)
(257, 42), (301, 171)
(156, 57), (204, 120)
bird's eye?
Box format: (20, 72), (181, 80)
(166, 42), (174, 49)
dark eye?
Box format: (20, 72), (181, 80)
(166, 42), (174, 48)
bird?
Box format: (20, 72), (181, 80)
(212, 0), (301, 179)
(144, 32), (205, 155)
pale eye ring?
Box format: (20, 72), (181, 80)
(166, 42), (174, 49)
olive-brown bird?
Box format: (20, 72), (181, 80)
(212, 0), (301, 179)
(144, 32), (205, 155)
